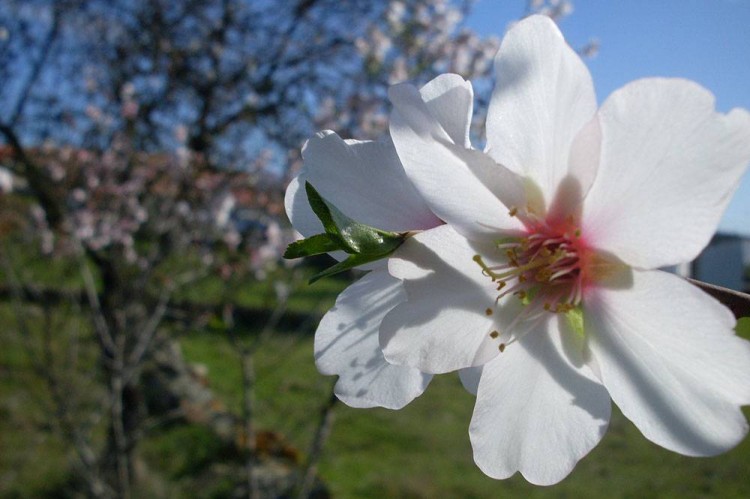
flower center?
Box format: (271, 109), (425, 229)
(473, 212), (589, 351)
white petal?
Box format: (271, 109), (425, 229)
(419, 73), (474, 148)
(582, 79), (750, 269)
(284, 131), (440, 237)
(486, 15), (597, 209)
(315, 269), (431, 409)
(459, 366), (483, 396)
(380, 225), (512, 373)
(284, 175), (318, 239)
(470, 319), (610, 486)
(585, 269), (750, 456)
(389, 83), (525, 240)
(546, 116), (602, 224)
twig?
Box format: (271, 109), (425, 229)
(233, 321), (262, 499)
(7, 3), (62, 126)
(125, 269), (208, 383)
(689, 278), (750, 319)
(224, 271), (297, 498)
(109, 362), (132, 499)
(79, 260), (117, 358)
(296, 382), (338, 499)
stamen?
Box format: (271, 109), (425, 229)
(474, 223), (586, 326)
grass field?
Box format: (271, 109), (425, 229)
(2, 265), (750, 498)
(180, 328), (750, 499)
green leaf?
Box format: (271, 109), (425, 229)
(308, 253), (385, 284)
(304, 182), (404, 255)
(283, 233), (342, 259)
(304, 181), (340, 236)
(736, 317), (750, 341)
(565, 306), (585, 339)
(338, 221), (404, 256)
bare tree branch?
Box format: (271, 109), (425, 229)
(296, 382), (338, 499)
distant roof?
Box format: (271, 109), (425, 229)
(712, 232), (750, 243)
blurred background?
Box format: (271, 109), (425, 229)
(0, 0), (748, 497)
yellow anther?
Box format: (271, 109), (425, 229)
(536, 269), (551, 282)
(490, 330), (500, 339)
(499, 343), (506, 352)
(508, 207), (518, 217)
(485, 308), (493, 316)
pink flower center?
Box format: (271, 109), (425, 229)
(473, 213), (592, 351)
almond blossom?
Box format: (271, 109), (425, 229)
(380, 15), (750, 484)
(284, 73), (481, 408)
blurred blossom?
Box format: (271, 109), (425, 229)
(313, 0), (503, 144)
(173, 125), (189, 143)
(579, 37), (600, 58)
(214, 193), (236, 229)
(250, 220), (298, 279)
(387, 1), (406, 27)
(273, 280), (290, 302)
(120, 82), (136, 100)
(0, 166), (13, 193)
(30, 205), (54, 254)
(223, 229), (241, 250)
(71, 188), (87, 203)
(529, 0), (574, 22)
(121, 101), (139, 119)
(389, 57), (409, 84)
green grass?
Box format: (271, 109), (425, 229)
(0, 301), (99, 498)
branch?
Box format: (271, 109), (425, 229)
(295, 383), (338, 499)
(79, 258), (117, 359)
(689, 278), (750, 320)
(7, 3), (62, 126)
(124, 268), (209, 384)
(0, 123), (65, 227)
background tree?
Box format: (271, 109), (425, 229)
(0, 0), (504, 497)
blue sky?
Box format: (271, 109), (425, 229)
(465, 0), (750, 235)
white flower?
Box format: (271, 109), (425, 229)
(285, 73), (478, 408)
(380, 15), (750, 484)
